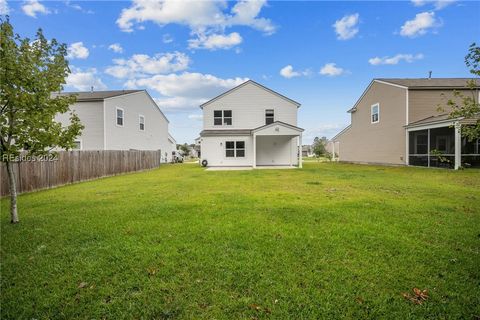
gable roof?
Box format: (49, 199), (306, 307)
(54, 90), (143, 101)
(331, 125), (352, 141)
(200, 121), (304, 137)
(347, 78), (479, 113)
(251, 120), (304, 133)
(376, 78), (479, 89)
(199, 80), (301, 109)
(55, 89), (169, 123)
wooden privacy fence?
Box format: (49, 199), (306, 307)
(0, 150), (162, 197)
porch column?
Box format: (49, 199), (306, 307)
(298, 133), (302, 168)
(332, 142), (336, 161)
(253, 133), (256, 168)
(454, 122), (461, 170)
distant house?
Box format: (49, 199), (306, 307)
(332, 78), (480, 169)
(302, 145), (314, 157)
(168, 133), (177, 162)
(198, 80), (304, 168)
(54, 90), (176, 163)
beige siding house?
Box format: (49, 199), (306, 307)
(332, 78), (480, 169)
(199, 80), (303, 168)
(55, 90), (176, 163)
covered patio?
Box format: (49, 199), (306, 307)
(252, 121), (304, 169)
(406, 114), (480, 169)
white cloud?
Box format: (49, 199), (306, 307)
(319, 63), (344, 76)
(188, 32), (242, 50)
(22, 0), (50, 18)
(400, 11), (440, 37)
(369, 53), (424, 65)
(304, 124), (345, 141)
(105, 52), (190, 79)
(280, 65), (300, 79)
(163, 34), (174, 43)
(65, 1), (94, 14)
(188, 114), (203, 121)
(279, 65), (311, 79)
(66, 67), (107, 91)
(127, 72), (248, 111)
(108, 43), (124, 53)
(67, 42), (89, 59)
(116, 0), (275, 36)
(411, 0), (456, 10)
(333, 13), (359, 40)
(0, 0), (10, 15)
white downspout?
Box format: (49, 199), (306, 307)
(298, 134), (302, 168)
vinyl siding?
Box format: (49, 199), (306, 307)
(202, 82), (298, 130)
(408, 89), (473, 123)
(104, 92), (171, 161)
(55, 101), (105, 150)
(256, 136), (298, 166)
(337, 82), (407, 165)
(200, 135), (254, 166)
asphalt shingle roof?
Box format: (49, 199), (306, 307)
(377, 78), (479, 89)
(53, 90), (143, 101)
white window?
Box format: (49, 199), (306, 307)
(139, 115), (145, 131)
(73, 140), (82, 150)
(371, 103), (379, 123)
(116, 107), (124, 126)
(214, 110), (232, 126)
(265, 109), (274, 125)
(225, 141), (245, 158)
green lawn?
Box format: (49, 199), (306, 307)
(1, 163), (479, 319)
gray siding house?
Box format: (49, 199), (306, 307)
(332, 78), (480, 169)
(55, 90), (175, 163)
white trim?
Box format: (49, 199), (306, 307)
(454, 122), (461, 169)
(348, 79), (408, 113)
(331, 125), (351, 141)
(374, 80), (409, 90)
(139, 114), (145, 131)
(200, 80), (301, 109)
(253, 134), (257, 168)
(115, 107), (124, 127)
(103, 100), (107, 150)
(371, 103), (380, 124)
(406, 120), (456, 131)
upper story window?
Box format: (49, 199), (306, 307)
(265, 109), (274, 125)
(116, 107), (124, 126)
(139, 115), (145, 131)
(371, 103), (379, 124)
(214, 110), (232, 126)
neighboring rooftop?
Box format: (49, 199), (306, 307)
(377, 78), (479, 89)
(53, 90), (143, 101)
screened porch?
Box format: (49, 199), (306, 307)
(408, 126), (480, 169)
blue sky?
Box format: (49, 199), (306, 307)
(2, 0), (479, 143)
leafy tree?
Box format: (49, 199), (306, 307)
(312, 136), (328, 157)
(439, 43), (480, 141)
(178, 143), (190, 156)
(0, 18), (83, 223)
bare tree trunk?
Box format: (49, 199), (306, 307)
(5, 161), (19, 224)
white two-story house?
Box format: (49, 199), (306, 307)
(198, 80), (303, 168)
(54, 89), (175, 163)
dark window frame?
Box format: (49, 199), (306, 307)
(225, 140), (245, 158)
(265, 109), (274, 125)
